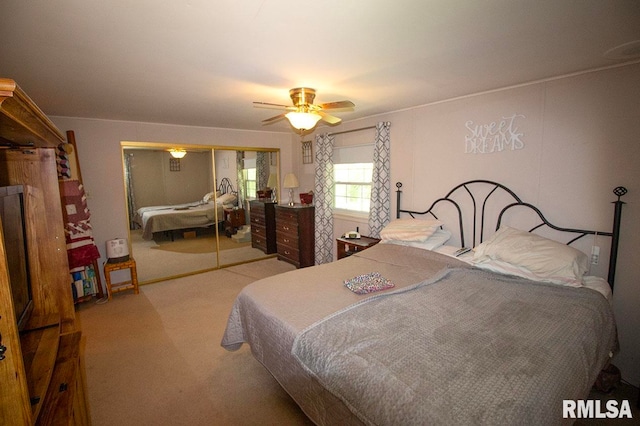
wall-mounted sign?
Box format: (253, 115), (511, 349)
(464, 113), (525, 154)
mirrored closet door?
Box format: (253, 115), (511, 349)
(122, 142), (280, 283)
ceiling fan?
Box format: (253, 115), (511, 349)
(254, 88), (355, 131)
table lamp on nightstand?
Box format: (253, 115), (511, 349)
(283, 173), (299, 206)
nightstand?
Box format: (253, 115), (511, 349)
(336, 236), (381, 259)
(224, 208), (245, 236)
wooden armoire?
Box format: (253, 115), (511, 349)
(0, 78), (91, 424)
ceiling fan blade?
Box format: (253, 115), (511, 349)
(319, 111), (342, 125)
(253, 101), (295, 110)
(262, 113), (287, 124)
(319, 100), (355, 110)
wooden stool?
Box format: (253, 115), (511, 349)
(103, 258), (139, 300)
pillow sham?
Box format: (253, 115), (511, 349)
(202, 191), (215, 203)
(216, 192), (237, 205)
(381, 228), (451, 251)
(472, 226), (588, 287)
(380, 218), (443, 242)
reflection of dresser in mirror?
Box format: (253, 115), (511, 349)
(249, 200), (277, 254)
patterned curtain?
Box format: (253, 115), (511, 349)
(256, 151), (269, 190)
(368, 122), (391, 238)
(124, 153), (138, 229)
(236, 151), (245, 207)
(314, 133), (335, 264)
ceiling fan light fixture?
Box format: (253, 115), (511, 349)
(169, 149), (187, 159)
(285, 111), (322, 130)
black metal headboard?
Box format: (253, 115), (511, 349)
(396, 180), (626, 289)
(218, 177), (236, 195)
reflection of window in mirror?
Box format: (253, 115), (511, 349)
(244, 167), (256, 198)
(242, 153), (257, 200)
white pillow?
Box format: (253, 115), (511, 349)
(202, 191), (215, 203)
(380, 219), (443, 242)
(472, 226), (588, 287)
(216, 193), (237, 205)
(382, 228), (451, 251)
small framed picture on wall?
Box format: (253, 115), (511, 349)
(301, 140), (313, 164)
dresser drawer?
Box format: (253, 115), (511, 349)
(251, 213), (266, 226)
(276, 212), (298, 235)
(277, 244), (300, 264)
(276, 208), (298, 223)
(276, 232), (298, 249)
(252, 223), (267, 238)
(252, 236), (267, 252)
(251, 224), (267, 250)
(276, 223), (298, 241)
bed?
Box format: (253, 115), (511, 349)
(221, 180), (627, 425)
(135, 177), (237, 240)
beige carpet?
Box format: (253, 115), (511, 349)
(77, 258), (640, 425)
(129, 229), (270, 283)
(77, 258), (313, 426)
(151, 235), (250, 254)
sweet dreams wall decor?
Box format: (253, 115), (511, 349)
(464, 113), (525, 154)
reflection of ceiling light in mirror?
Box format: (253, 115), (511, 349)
(169, 149), (187, 159)
(285, 112), (322, 130)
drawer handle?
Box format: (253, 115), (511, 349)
(256, 239), (262, 244)
(284, 238), (290, 243)
(283, 226), (290, 231)
(284, 250), (291, 255)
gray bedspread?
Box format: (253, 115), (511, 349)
(137, 201), (222, 240)
(291, 267), (617, 426)
(221, 244), (470, 424)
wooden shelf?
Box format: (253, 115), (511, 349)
(20, 317), (61, 420)
(37, 331), (82, 425)
(0, 78), (65, 148)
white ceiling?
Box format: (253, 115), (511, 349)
(1, 0), (639, 133)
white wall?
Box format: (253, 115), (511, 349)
(53, 62), (639, 385)
(304, 62), (640, 385)
(126, 149), (213, 207)
(49, 117), (295, 269)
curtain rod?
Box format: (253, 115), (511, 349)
(327, 125), (376, 137)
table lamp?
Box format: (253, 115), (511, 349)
(267, 173), (278, 202)
(283, 173), (299, 206)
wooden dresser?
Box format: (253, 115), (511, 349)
(249, 200), (277, 254)
(275, 204), (315, 268)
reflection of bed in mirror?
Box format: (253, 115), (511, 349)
(135, 178), (237, 240)
(123, 144), (281, 283)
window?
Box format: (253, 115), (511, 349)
(243, 167), (256, 198)
(334, 163), (373, 213)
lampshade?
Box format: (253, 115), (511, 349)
(267, 173), (277, 188)
(169, 149), (187, 159)
(285, 112), (322, 131)
(283, 173), (299, 189)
